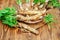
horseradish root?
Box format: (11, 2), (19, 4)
(24, 19), (42, 24)
(18, 23), (39, 34)
(16, 9), (46, 21)
(19, 9), (46, 15)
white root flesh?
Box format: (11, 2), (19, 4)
(16, 9), (46, 21)
(18, 23), (39, 34)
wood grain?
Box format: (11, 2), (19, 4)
(0, 0), (60, 40)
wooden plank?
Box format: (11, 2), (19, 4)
(0, 0), (60, 40)
(0, 9), (60, 40)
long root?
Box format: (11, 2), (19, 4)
(16, 9), (46, 21)
(24, 19), (42, 24)
(19, 9), (46, 15)
(14, 0), (47, 34)
(18, 23), (39, 34)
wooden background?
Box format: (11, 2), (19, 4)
(0, 0), (60, 40)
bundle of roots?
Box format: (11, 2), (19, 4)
(15, 0), (47, 34)
(15, 0), (47, 24)
(0, 0), (49, 35)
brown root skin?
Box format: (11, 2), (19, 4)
(19, 9), (46, 15)
(18, 23), (39, 35)
(24, 19), (42, 24)
(16, 9), (46, 21)
(17, 16), (43, 24)
(16, 14), (43, 21)
(23, 16), (44, 24)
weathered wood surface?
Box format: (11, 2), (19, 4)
(0, 0), (60, 40)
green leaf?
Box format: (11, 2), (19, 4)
(4, 7), (16, 15)
(44, 14), (56, 29)
(40, 0), (45, 4)
(26, 0), (29, 3)
(33, 0), (39, 4)
(16, 0), (22, 4)
(2, 15), (18, 27)
(0, 7), (18, 27)
(49, 0), (60, 8)
(33, 0), (45, 4)
(44, 14), (54, 24)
